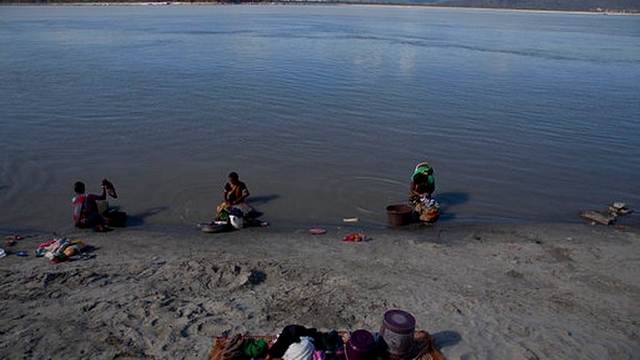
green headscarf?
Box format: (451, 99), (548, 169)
(412, 166), (434, 184)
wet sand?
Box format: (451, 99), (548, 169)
(1, 221), (638, 359)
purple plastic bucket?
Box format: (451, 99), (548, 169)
(345, 329), (375, 360)
(380, 309), (416, 356)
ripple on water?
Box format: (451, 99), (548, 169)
(322, 175), (408, 226)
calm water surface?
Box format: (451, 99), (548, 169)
(1, 5), (639, 231)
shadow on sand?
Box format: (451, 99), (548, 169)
(431, 330), (462, 352)
(125, 207), (169, 227)
(246, 194), (280, 207)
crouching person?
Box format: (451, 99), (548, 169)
(211, 172), (266, 230)
(72, 178), (123, 231)
(72, 181), (107, 231)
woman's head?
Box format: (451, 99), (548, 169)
(413, 172), (430, 184)
(228, 172), (239, 184)
(74, 181), (85, 194)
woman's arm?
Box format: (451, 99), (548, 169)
(96, 185), (107, 201)
(409, 181), (421, 197)
(233, 188), (250, 205)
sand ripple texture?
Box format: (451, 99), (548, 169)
(0, 224), (639, 359)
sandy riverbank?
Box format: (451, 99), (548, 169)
(0, 221), (638, 359)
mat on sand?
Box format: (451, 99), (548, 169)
(209, 331), (444, 360)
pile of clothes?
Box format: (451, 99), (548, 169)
(35, 238), (95, 263)
(215, 204), (246, 230)
(415, 196), (440, 223)
(212, 203), (268, 231)
(211, 325), (444, 360)
(213, 325), (345, 360)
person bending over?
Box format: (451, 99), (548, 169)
(409, 162), (439, 223)
(409, 164), (435, 203)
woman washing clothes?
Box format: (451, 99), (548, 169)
(72, 179), (118, 231)
(213, 172), (265, 228)
(223, 172), (251, 213)
(409, 162), (440, 223)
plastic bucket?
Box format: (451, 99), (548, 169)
(386, 204), (413, 227)
(345, 329), (375, 360)
(380, 309), (416, 357)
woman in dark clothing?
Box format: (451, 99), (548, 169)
(223, 172), (250, 206)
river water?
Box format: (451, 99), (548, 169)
(1, 5), (639, 231)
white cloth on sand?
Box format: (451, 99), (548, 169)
(283, 336), (315, 360)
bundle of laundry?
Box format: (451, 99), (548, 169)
(35, 238), (94, 263)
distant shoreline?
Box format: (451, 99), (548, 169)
(1, 2), (638, 15)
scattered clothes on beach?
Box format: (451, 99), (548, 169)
(283, 336), (315, 360)
(0, 248), (30, 258)
(220, 334), (244, 360)
(269, 325), (320, 358)
(267, 325), (343, 359)
(35, 238), (95, 263)
(5, 234), (21, 247)
(342, 233), (368, 242)
(209, 325), (443, 360)
(242, 338), (268, 358)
